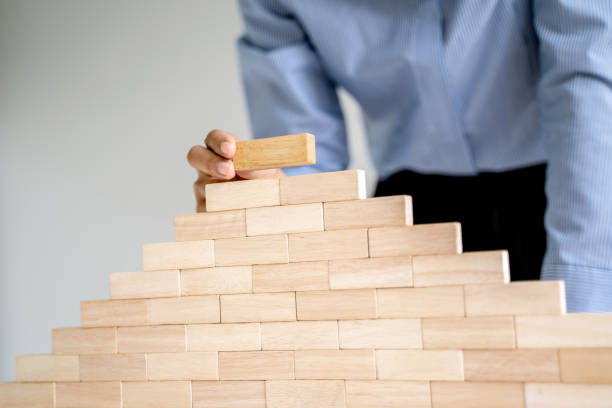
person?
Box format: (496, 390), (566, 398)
(186, 1), (612, 312)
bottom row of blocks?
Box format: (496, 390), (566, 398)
(2, 380), (612, 408)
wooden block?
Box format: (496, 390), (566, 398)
(524, 383), (612, 408)
(233, 133), (316, 171)
(369, 223), (462, 257)
(339, 319), (422, 349)
(431, 382), (525, 408)
(147, 352), (218, 380)
(148, 295), (220, 324)
(142, 240), (214, 271)
(109, 270), (180, 299)
(181, 266), (252, 295)
(280, 169), (366, 205)
(117, 325), (186, 353)
(221, 292), (296, 323)
(266, 380), (345, 408)
(188, 323), (261, 351)
(81, 299), (148, 327)
(16, 355), (79, 382)
(516, 314), (612, 348)
(215, 234), (288, 266)
(296, 289), (376, 320)
(345, 380), (431, 408)
(465, 281), (566, 316)
(377, 286), (464, 318)
(560, 348), (612, 384)
(252, 261), (329, 293)
(289, 229), (369, 262)
(122, 381), (191, 408)
(52, 327), (116, 354)
(463, 349), (560, 382)
(422, 317), (516, 349)
(329, 256), (412, 290)
(376, 350), (464, 381)
(174, 209), (246, 241)
(412, 250), (509, 287)
(206, 178), (280, 212)
(246, 203), (323, 236)
(261, 321), (339, 350)
(192, 381), (266, 408)
(295, 350), (375, 380)
(56, 382), (121, 408)
(219, 351), (294, 380)
(324, 195), (412, 230)
(0, 383), (54, 408)
(79, 354), (146, 381)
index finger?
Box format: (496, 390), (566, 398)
(205, 129), (238, 159)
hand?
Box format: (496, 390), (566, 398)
(187, 129), (284, 212)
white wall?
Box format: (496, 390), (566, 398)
(0, 0), (374, 381)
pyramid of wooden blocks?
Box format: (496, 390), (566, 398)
(2, 135), (612, 408)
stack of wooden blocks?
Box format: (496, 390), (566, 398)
(1, 135), (611, 407)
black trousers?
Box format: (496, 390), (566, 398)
(375, 165), (547, 281)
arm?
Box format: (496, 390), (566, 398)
(534, 0), (612, 311)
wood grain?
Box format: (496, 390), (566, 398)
(266, 380), (345, 408)
(215, 234), (288, 266)
(294, 349), (376, 380)
(109, 270), (180, 299)
(289, 229), (369, 262)
(463, 349), (560, 382)
(16, 355), (79, 382)
(192, 381), (266, 408)
(296, 289), (376, 320)
(377, 286), (464, 318)
(181, 266), (252, 295)
(148, 295), (220, 324)
(560, 348), (612, 384)
(323, 195), (412, 230)
(252, 261), (329, 293)
(147, 352), (218, 380)
(524, 383), (612, 408)
(117, 325), (186, 353)
(345, 380), (431, 408)
(187, 323), (261, 351)
(174, 209), (246, 241)
(81, 299), (148, 327)
(329, 256), (413, 290)
(219, 351), (294, 380)
(79, 354), (146, 381)
(55, 382), (121, 408)
(376, 350), (464, 381)
(122, 381), (191, 408)
(0, 383), (54, 408)
(205, 178), (280, 212)
(246, 203), (323, 236)
(52, 327), (116, 354)
(422, 317), (516, 349)
(369, 223), (462, 257)
(516, 314), (612, 348)
(142, 240), (214, 271)
(280, 169), (366, 205)
(233, 133), (316, 171)
(431, 381), (525, 408)
(261, 321), (339, 350)
(339, 319), (422, 349)
(221, 292), (296, 323)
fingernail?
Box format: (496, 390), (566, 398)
(220, 141), (233, 156)
(217, 161), (229, 176)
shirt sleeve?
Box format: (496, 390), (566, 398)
(236, 0), (349, 175)
(533, 0), (612, 311)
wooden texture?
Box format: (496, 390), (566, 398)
(329, 256), (412, 290)
(52, 327), (116, 354)
(16, 355), (79, 382)
(464, 281), (566, 316)
(81, 299), (148, 327)
(516, 314), (612, 348)
(524, 383), (612, 408)
(215, 234), (288, 266)
(376, 350), (464, 381)
(422, 317), (516, 349)
(338, 319), (422, 349)
(174, 209), (246, 241)
(147, 352), (218, 380)
(266, 380), (345, 408)
(122, 381), (191, 408)
(280, 169), (366, 205)
(345, 381), (431, 408)
(205, 178), (280, 212)
(412, 250), (509, 287)
(187, 323), (261, 351)
(431, 381), (525, 408)
(288, 229), (369, 262)
(369, 223), (462, 257)
(55, 382), (121, 408)
(109, 270), (180, 299)
(79, 353), (146, 381)
(192, 381), (266, 408)
(221, 292), (296, 323)
(117, 325), (186, 353)
(323, 195), (412, 230)
(148, 295), (220, 324)
(560, 348), (612, 384)
(219, 351), (294, 380)
(261, 321), (339, 350)
(233, 133), (316, 171)
(246, 203), (323, 236)
(463, 349), (560, 382)
(294, 350), (376, 380)
(252, 261), (329, 293)
(296, 289), (376, 320)
(377, 286), (464, 318)
(142, 240), (214, 271)
(181, 266), (252, 295)
(0, 383), (54, 408)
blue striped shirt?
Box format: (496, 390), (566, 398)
(236, 0), (612, 312)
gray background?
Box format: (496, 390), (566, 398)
(0, 0), (374, 380)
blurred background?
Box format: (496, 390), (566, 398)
(0, 0), (374, 380)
